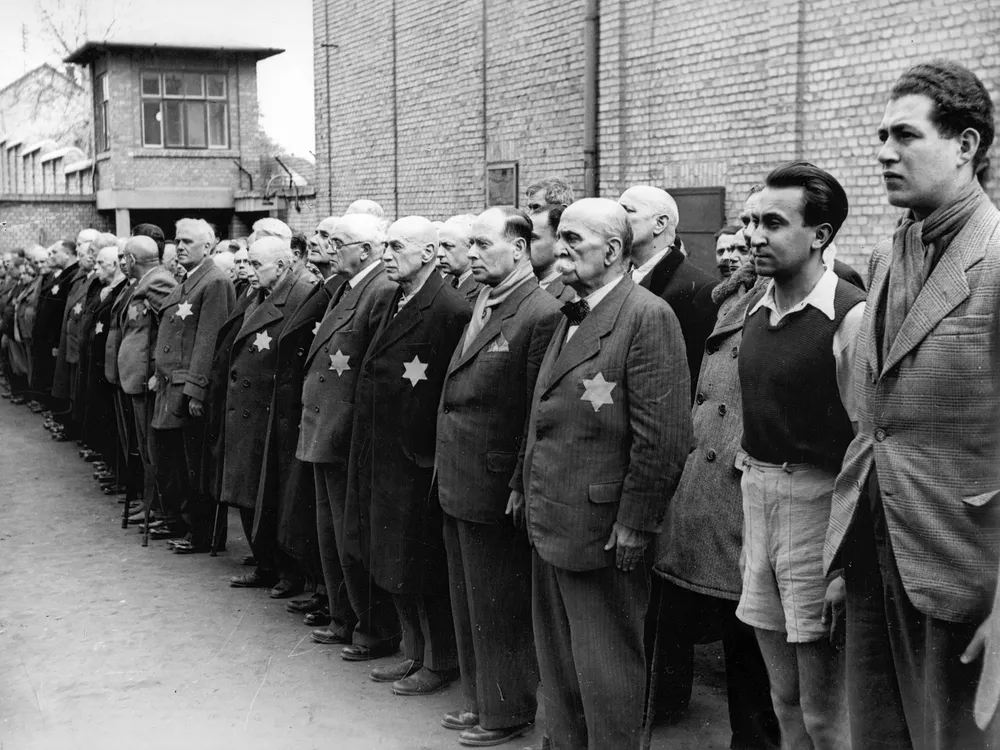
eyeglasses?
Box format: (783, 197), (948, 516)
(331, 240), (368, 251)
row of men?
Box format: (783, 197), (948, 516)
(2, 57), (999, 750)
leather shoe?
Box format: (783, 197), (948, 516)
(241, 554), (256, 566)
(370, 659), (421, 683)
(459, 723), (533, 747)
(392, 666), (459, 696)
(442, 709), (480, 730)
(269, 579), (304, 599)
(230, 569), (277, 588)
(303, 608), (331, 627)
(342, 641), (398, 662)
(310, 626), (351, 645)
(286, 593), (327, 614)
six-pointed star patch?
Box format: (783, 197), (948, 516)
(94, 321), (104, 335)
(329, 349), (351, 376)
(51, 284), (60, 295)
(72, 302), (83, 315)
(176, 301), (194, 320)
(402, 356), (429, 387)
(581, 372), (616, 412)
(312, 322), (321, 335)
(128, 304), (143, 321)
(253, 330), (272, 352)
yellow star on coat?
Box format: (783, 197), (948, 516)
(128, 304), (142, 321)
(402, 356), (429, 387)
(312, 321), (321, 335)
(176, 301), (194, 320)
(51, 284), (60, 295)
(329, 349), (351, 376)
(253, 330), (272, 352)
(95, 321), (104, 335)
(72, 302), (83, 316)
(581, 372), (616, 412)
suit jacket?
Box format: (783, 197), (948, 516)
(260, 273), (346, 559)
(15, 276), (44, 343)
(118, 267), (177, 396)
(654, 279), (768, 600)
(53, 270), (98, 401)
(220, 272), (313, 510)
(456, 273), (482, 307)
(344, 271), (471, 592)
(539, 275), (576, 303)
(826, 199), (1000, 623)
(297, 263), (397, 463)
(82, 278), (127, 436)
(976, 562), (1000, 729)
(31, 264), (79, 390)
(437, 277), (562, 525)
(639, 247), (720, 400)
(520, 274), (692, 572)
(152, 260), (235, 430)
(105, 279), (135, 385)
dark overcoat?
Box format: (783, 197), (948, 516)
(344, 272), (470, 593)
(53, 271), (98, 399)
(31, 263), (80, 391)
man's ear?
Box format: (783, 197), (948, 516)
(652, 212), (669, 237)
(513, 237), (527, 261)
(811, 223), (834, 254)
(957, 127), (982, 170)
(605, 237), (624, 267)
(421, 243), (437, 263)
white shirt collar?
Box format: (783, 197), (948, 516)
(538, 269), (562, 288)
(581, 274), (625, 310)
(630, 246), (672, 283)
(398, 269), (432, 309)
(749, 267), (839, 323)
(457, 268), (474, 287)
(348, 259), (380, 288)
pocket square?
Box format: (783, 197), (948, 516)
(486, 334), (510, 353)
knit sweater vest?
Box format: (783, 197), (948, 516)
(739, 278), (865, 472)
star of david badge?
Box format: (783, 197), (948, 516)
(95, 321), (104, 335)
(72, 302), (83, 316)
(100, 286), (111, 301)
(128, 304), (142, 321)
(328, 349), (351, 376)
(253, 330), (272, 352)
(312, 322), (321, 335)
(176, 301), (193, 320)
(581, 372), (616, 412)
(402, 356), (429, 387)
(486, 334), (509, 353)
(52, 284), (60, 295)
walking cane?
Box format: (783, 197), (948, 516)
(121, 451), (139, 529)
(209, 502), (225, 557)
(641, 592), (666, 750)
(142, 484), (161, 548)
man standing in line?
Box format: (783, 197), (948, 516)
(738, 162), (863, 750)
(297, 213), (397, 650)
(345, 216), (470, 695)
(149, 218), (235, 551)
(436, 214), (482, 306)
(827, 60), (1000, 750)
(529, 205), (576, 302)
(516, 198), (691, 748)
(525, 178), (575, 213)
(437, 206), (561, 746)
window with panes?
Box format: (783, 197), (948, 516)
(140, 72), (229, 149)
(96, 73), (110, 152)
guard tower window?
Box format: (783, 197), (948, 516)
(140, 71), (229, 149)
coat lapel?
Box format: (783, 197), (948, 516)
(369, 272), (443, 356)
(306, 265), (384, 363)
(450, 280), (534, 373)
(880, 204), (997, 375)
(540, 275), (632, 395)
(639, 245), (684, 292)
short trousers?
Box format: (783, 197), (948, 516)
(736, 456), (835, 643)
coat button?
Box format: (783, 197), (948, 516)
(319, 375), (325, 383)
(731, 346), (739, 358)
(242, 409), (250, 418)
(314, 406), (320, 413)
(163, 345), (170, 352)
(230, 370), (237, 382)
(297, 348), (304, 357)
(718, 404), (727, 416)
(443, 406), (450, 414)
(706, 450), (717, 462)
(875, 428), (887, 442)
(243, 379), (251, 387)
(706, 344), (716, 355)
(695, 393), (706, 405)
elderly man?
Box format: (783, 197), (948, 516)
(827, 61), (1000, 750)
(344, 215), (470, 695)
(149, 218), (235, 552)
(297, 214), (398, 649)
(619, 186), (719, 396)
(436, 215), (481, 306)
(32, 240), (81, 408)
(515, 198), (691, 749)
(525, 178), (575, 213)
(437, 206), (561, 746)
(529, 204), (575, 302)
(345, 199), (385, 218)
(221, 237), (314, 591)
(119, 236), (176, 525)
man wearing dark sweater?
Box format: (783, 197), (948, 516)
(737, 162), (864, 750)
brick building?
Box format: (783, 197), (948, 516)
(313, 0), (1000, 275)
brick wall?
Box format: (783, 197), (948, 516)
(314, 0), (1000, 274)
(0, 195), (111, 253)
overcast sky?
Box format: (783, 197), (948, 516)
(0, 0), (315, 157)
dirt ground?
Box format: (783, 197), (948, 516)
(0, 398), (731, 750)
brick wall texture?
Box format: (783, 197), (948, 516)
(313, 0), (1000, 274)
(0, 196), (111, 253)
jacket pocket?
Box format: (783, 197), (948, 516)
(934, 315), (993, 336)
(486, 451), (517, 474)
(962, 490), (999, 507)
(588, 480), (623, 504)
(170, 369), (190, 385)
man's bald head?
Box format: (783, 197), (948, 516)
(331, 214), (384, 278)
(346, 199), (386, 219)
(95, 246), (121, 284)
(555, 198), (632, 295)
(125, 235), (160, 274)
(248, 236), (293, 291)
(212, 251), (236, 277)
(76, 228), (99, 245)
(251, 217), (292, 241)
(25, 245), (49, 264)
(385, 216), (438, 287)
(618, 186), (679, 261)
(389, 215), (438, 248)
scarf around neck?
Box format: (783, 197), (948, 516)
(462, 261), (535, 355)
(882, 180), (989, 360)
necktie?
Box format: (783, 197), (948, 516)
(450, 276), (460, 289)
(561, 298), (590, 326)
